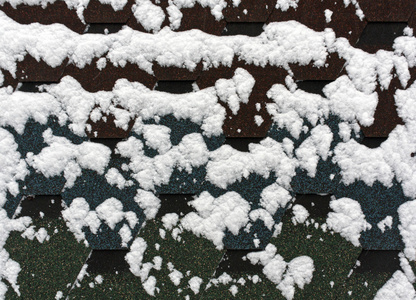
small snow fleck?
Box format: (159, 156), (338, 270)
(377, 216), (393, 233)
(55, 291), (63, 300)
(291, 205), (309, 225)
(35, 227), (50, 243)
(324, 9), (333, 23)
(162, 213), (179, 231)
(232, 0), (241, 6)
(94, 275), (103, 285)
(168, 268), (183, 286)
(404, 27), (414, 37)
(229, 284), (238, 296)
(254, 115), (264, 126)
(143, 276), (158, 296)
(159, 229), (166, 239)
(189, 276), (203, 294)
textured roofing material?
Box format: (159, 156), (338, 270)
(1, 0), (416, 299)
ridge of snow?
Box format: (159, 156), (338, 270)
(206, 138), (297, 189)
(61, 197), (139, 246)
(26, 129), (111, 188)
(398, 200), (416, 261)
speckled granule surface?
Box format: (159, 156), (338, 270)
(1, 1), (416, 299)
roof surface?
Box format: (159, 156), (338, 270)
(0, 0), (416, 299)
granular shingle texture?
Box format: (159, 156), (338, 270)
(1, 1), (416, 299)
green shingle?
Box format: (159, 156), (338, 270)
(68, 219), (224, 299)
(5, 217), (90, 299)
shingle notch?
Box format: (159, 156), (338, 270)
(356, 22), (407, 53)
(361, 137), (388, 149)
(294, 194), (331, 219)
(354, 250), (401, 275)
(87, 114), (135, 139)
(222, 22), (265, 37)
(18, 195), (63, 219)
(360, 76), (405, 137)
(16, 55), (66, 83)
(86, 250), (130, 273)
(224, 137), (264, 152)
(89, 138), (124, 153)
(154, 81), (195, 94)
(85, 23), (125, 34)
(296, 80), (333, 97)
(155, 194), (195, 218)
(17, 82), (52, 93)
(215, 250), (264, 275)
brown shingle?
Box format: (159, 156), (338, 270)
(86, 112), (135, 139)
(359, 0), (416, 22)
(1, 69), (18, 89)
(62, 59), (156, 92)
(84, 0), (134, 23)
(153, 62), (203, 81)
(291, 53), (345, 81)
(0, 2), (86, 33)
(198, 60), (287, 137)
(16, 55), (67, 82)
(224, 0), (274, 22)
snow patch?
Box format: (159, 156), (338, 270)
(326, 198), (371, 247)
(398, 200), (416, 261)
(275, 0), (298, 11)
(62, 197), (139, 245)
(188, 276), (203, 294)
(246, 244), (314, 300)
(377, 216), (393, 233)
(374, 271), (415, 300)
(291, 205), (309, 225)
(215, 68), (255, 115)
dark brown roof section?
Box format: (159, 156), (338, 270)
(0, 1), (86, 33)
(198, 60), (287, 137)
(223, 0), (274, 22)
(359, 0), (416, 22)
(84, 0), (134, 23)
